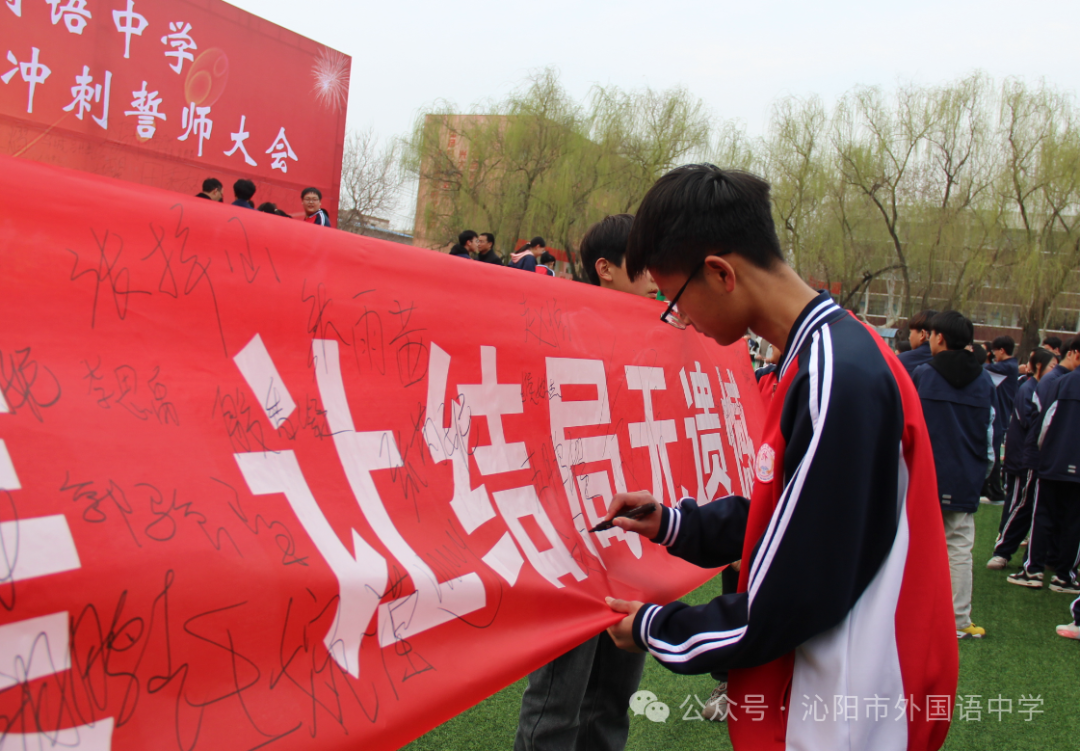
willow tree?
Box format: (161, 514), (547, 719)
(905, 74), (1000, 314)
(832, 85), (937, 321)
(589, 84), (712, 213)
(404, 69), (712, 277)
(764, 96), (828, 278)
(995, 79), (1080, 353)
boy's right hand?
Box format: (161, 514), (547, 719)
(604, 490), (662, 541)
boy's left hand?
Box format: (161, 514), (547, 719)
(606, 596), (645, 652)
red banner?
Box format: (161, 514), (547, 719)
(0, 0), (348, 219)
(0, 155), (764, 750)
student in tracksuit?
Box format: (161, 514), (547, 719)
(514, 216), (650, 751)
(898, 309), (938, 377)
(982, 336), (1019, 503)
(1029, 359), (1080, 593)
(1010, 337), (1080, 590)
(912, 311), (995, 639)
(988, 349), (1059, 569)
(600, 165), (957, 751)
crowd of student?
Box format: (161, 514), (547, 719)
(193, 177), (332, 226)
(889, 311), (1080, 643)
(449, 230), (563, 275)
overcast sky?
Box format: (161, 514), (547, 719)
(230, 0), (1080, 229)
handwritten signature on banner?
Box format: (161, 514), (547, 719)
(0, 346), (62, 422)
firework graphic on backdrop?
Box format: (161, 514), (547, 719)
(311, 47), (350, 110)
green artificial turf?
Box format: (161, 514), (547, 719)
(405, 505), (1079, 750)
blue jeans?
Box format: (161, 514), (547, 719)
(514, 632), (646, 751)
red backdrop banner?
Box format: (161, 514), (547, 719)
(0, 0), (348, 220)
(0, 155), (764, 751)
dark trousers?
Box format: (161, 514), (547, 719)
(514, 632), (646, 751)
(981, 441), (1006, 502)
(1023, 479), (1080, 579)
(994, 470), (1037, 561)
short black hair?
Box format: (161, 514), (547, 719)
(481, 232), (495, 245)
(274, 209), (290, 218)
(909, 309), (939, 333)
(1043, 336), (1063, 351)
(301, 187), (322, 199)
(929, 310), (974, 351)
(1065, 336), (1080, 355)
(233, 179), (256, 201)
(459, 230), (478, 246)
(539, 251), (556, 266)
(529, 236), (546, 248)
(991, 335), (1015, 356)
(580, 214), (634, 286)
(972, 342), (988, 365)
(202, 177), (222, 193)
(1030, 348), (1057, 373)
(257, 202), (278, 214)
(625, 164), (784, 280)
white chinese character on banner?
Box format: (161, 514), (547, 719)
(45, 0), (91, 33)
(448, 345), (587, 589)
(2, 48), (50, 114)
(265, 126), (297, 172)
(422, 344), (588, 589)
(124, 81), (165, 138)
(548, 357), (642, 562)
(231, 335), (487, 679)
(626, 365), (679, 505)
(159, 21), (196, 74)
(224, 115), (257, 166)
(62, 65), (111, 129)
(6, 0), (20, 17)
(178, 102), (212, 156)
(112, 0), (148, 59)
(679, 362), (731, 502)
(718, 368), (755, 496)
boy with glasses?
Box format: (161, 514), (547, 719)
(600, 164), (956, 751)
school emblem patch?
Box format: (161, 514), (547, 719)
(756, 443), (775, 483)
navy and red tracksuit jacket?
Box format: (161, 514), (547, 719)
(632, 294), (957, 751)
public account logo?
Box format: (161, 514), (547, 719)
(629, 690), (670, 722)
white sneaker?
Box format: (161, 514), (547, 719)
(986, 555), (1008, 570)
(1056, 623), (1080, 640)
(703, 682), (729, 722)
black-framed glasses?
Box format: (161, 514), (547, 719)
(660, 260), (705, 330)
